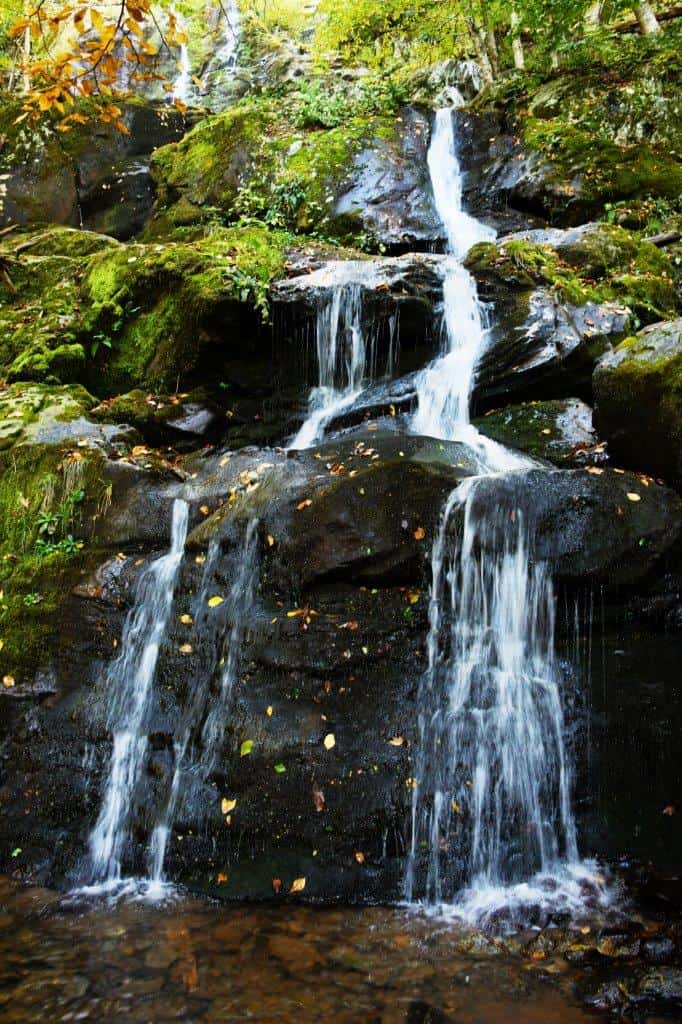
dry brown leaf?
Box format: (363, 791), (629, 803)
(296, 499), (312, 511)
(414, 527), (425, 541)
(354, 851), (365, 865)
(272, 878), (282, 894)
(312, 781), (325, 813)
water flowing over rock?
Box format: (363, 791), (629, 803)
(85, 499), (189, 890)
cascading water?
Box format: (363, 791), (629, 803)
(148, 519), (260, 883)
(201, 0), (241, 107)
(411, 109), (499, 465)
(289, 263), (378, 450)
(406, 110), (608, 924)
(85, 499), (189, 890)
(171, 11), (194, 105)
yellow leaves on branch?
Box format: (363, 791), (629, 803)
(9, 0), (183, 132)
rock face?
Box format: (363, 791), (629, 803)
(0, 102), (186, 240)
(593, 319), (682, 487)
(474, 398), (605, 467)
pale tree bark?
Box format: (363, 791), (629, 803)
(486, 27), (500, 76)
(22, 0), (31, 95)
(584, 2), (603, 30)
(510, 9), (525, 70)
(633, 1), (661, 34)
(465, 16), (494, 84)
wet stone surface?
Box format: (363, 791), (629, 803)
(0, 876), (680, 1024)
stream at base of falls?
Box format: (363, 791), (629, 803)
(2, 875), (671, 1024)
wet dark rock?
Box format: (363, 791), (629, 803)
(459, 466), (682, 587)
(0, 101), (186, 237)
(474, 398), (605, 467)
(473, 288), (629, 409)
(641, 937), (676, 963)
(333, 107), (443, 253)
(584, 966), (682, 1014)
(593, 318), (682, 487)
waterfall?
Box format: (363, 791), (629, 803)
(289, 263), (378, 450)
(148, 519), (260, 883)
(405, 481), (579, 914)
(412, 109), (497, 459)
(406, 111), (601, 924)
(86, 500), (189, 889)
(171, 11), (194, 105)
(201, 0), (241, 107)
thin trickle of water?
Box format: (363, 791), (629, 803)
(171, 11), (194, 105)
(201, 0), (241, 106)
(149, 519), (260, 883)
(289, 264), (379, 449)
(87, 500), (189, 886)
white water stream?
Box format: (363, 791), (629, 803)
(86, 500), (189, 891)
(289, 262), (380, 449)
(405, 110), (610, 923)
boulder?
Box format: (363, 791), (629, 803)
(459, 466), (682, 587)
(473, 398), (606, 467)
(593, 319), (682, 486)
(0, 101), (186, 239)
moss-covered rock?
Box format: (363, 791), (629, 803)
(474, 398), (606, 467)
(0, 228), (119, 384)
(475, 31), (682, 224)
(148, 97), (433, 248)
(466, 224), (677, 325)
(593, 318), (682, 486)
(81, 223), (292, 392)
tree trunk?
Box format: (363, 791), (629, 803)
(511, 10), (525, 71)
(634, 1), (661, 34)
(22, 17), (31, 95)
(584, 2), (603, 30)
(486, 27), (500, 76)
(466, 17), (494, 84)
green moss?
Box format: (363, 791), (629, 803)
(81, 223), (293, 392)
(466, 225), (677, 326)
(0, 436), (106, 680)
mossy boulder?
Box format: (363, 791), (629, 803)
(0, 228), (118, 384)
(593, 318), (682, 486)
(149, 98), (435, 248)
(80, 223), (292, 393)
(474, 398), (605, 467)
(465, 223), (677, 408)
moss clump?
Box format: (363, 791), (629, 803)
(0, 428), (107, 681)
(0, 228), (117, 385)
(465, 225), (677, 326)
(81, 223), (293, 393)
(149, 94), (398, 243)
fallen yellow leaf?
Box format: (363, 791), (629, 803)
(414, 527), (425, 541)
(2, 675), (15, 688)
(290, 877), (306, 894)
(208, 595), (224, 608)
(323, 733), (336, 750)
(221, 798), (237, 814)
(626, 493), (641, 502)
(179, 643), (193, 655)
(180, 614), (193, 625)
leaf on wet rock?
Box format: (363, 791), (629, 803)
(199, 505), (210, 516)
(208, 595), (224, 608)
(296, 499), (312, 511)
(323, 733), (336, 750)
(354, 851), (365, 864)
(240, 739), (253, 756)
(180, 613), (193, 625)
(216, 873), (228, 884)
(2, 675), (15, 688)
(627, 493), (641, 502)
(290, 877), (306, 894)
(388, 736), (406, 746)
(221, 798), (237, 814)
(179, 643), (193, 655)
(266, 705), (273, 717)
(414, 527), (425, 541)
(274, 763), (286, 773)
(267, 534), (275, 547)
(586, 467), (604, 475)
(312, 781), (325, 812)
(272, 878), (282, 894)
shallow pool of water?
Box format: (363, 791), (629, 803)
(2, 875), (674, 1024)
